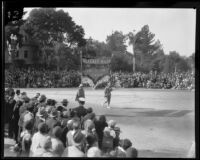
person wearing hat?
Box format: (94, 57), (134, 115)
(33, 107), (47, 133)
(72, 97), (87, 119)
(62, 130), (86, 157)
(75, 84), (85, 102)
(113, 126), (122, 149)
(103, 83), (113, 109)
(45, 108), (61, 135)
(61, 99), (69, 109)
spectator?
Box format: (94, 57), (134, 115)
(51, 126), (65, 157)
(62, 130), (86, 157)
(30, 122), (50, 156)
(73, 97), (87, 119)
(86, 134), (101, 157)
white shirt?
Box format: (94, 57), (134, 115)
(30, 132), (48, 157)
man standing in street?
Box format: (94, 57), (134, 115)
(103, 83), (113, 109)
(75, 84), (85, 102)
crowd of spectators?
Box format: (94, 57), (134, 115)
(5, 67), (81, 88)
(111, 71), (195, 90)
(4, 89), (138, 157)
(5, 67), (195, 90)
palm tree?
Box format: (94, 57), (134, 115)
(127, 30), (138, 72)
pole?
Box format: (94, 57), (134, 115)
(80, 49), (83, 84)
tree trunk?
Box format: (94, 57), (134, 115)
(132, 45), (136, 72)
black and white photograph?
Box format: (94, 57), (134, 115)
(2, 3), (198, 158)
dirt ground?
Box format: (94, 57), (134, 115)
(4, 88), (195, 158)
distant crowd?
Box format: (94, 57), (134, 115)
(4, 88), (137, 157)
(5, 67), (195, 90)
(111, 71), (195, 90)
(5, 67), (81, 88)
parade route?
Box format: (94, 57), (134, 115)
(4, 88), (195, 158)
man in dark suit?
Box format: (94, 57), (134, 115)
(72, 97), (87, 120)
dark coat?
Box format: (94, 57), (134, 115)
(75, 88), (85, 101)
(45, 117), (61, 135)
(72, 106), (87, 119)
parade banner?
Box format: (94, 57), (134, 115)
(82, 57), (111, 84)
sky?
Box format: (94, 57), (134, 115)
(23, 8), (196, 57)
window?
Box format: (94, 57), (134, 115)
(24, 50), (28, 58)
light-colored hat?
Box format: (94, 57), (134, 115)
(79, 97), (85, 102)
(79, 84), (83, 88)
(108, 120), (117, 128)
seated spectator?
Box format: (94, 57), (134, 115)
(62, 130), (86, 157)
(51, 126), (65, 157)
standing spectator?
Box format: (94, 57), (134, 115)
(19, 120), (33, 157)
(14, 90), (21, 101)
(75, 84), (85, 101)
(94, 115), (108, 150)
(73, 97), (87, 119)
(86, 134), (101, 157)
(32, 136), (54, 157)
(7, 95), (16, 138)
(66, 120), (80, 147)
(51, 126), (65, 157)
(61, 99), (69, 111)
(12, 100), (23, 144)
(62, 130), (86, 157)
(30, 122), (50, 157)
(46, 108), (61, 135)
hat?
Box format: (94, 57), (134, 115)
(87, 147), (101, 157)
(46, 99), (52, 105)
(114, 126), (121, 133)
(108, 120), (117, 128)
(121, 139), (132, 150)
(49, 108), (58, 118)
(61, 99), (69, 104)
(39, 95), (46, 103)
(52, 126), (62, 139)
(79, 84), (83, 88)
(22, 96), (30, 103)
(67, 119), (74, 130)
(73, 130), (85, 145)
(126, 147), (138, 158)
(79, 97), (85, 102)
(87, 107), (93, 113)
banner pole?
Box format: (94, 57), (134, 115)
(80, 49), (83, 84)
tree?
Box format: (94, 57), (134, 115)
(106, 31), (127, 54)
(134, 25), (161, 71)
(127, 30), (139, 72)
(22, 8), (86, 70)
